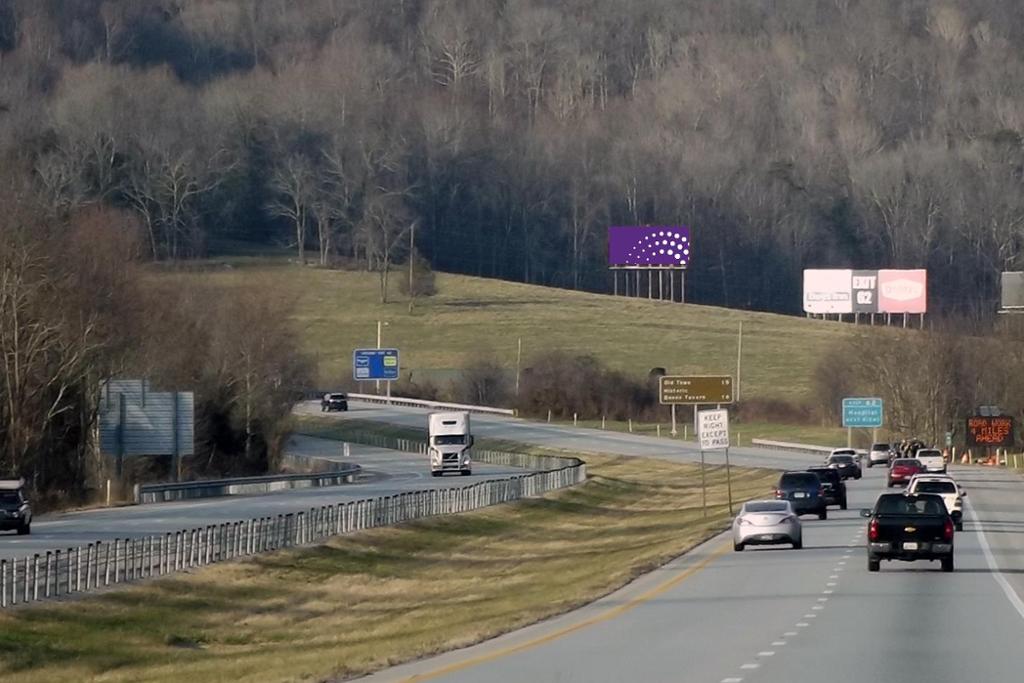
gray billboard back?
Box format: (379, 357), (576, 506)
(99, 379), (194, 457)
(1001, 272), (1024, 310)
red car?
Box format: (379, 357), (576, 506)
(887, 458), (923, 487)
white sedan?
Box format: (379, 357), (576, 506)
(732, 500), (803, 551)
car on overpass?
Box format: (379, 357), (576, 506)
(0, 479), (31, 535)
(321, 392), (349, 412)
(732, 500), (802, 551)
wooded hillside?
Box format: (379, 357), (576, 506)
(2, 0), (1024, 313)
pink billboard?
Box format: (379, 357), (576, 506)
(877, 269), (927, 313)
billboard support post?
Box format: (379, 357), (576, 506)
(670, 404), (677, 436)
(736, 322), (743, 403)
(847, 426), (852, 449)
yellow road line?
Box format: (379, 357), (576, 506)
(401, 540), (731, 682)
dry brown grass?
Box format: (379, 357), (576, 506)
(0, 454), (775, 683)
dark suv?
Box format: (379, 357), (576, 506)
(808, 466), (848, 510)
(774, 471), (828, 520)
(320, 393), (349, 412)
(0, 480), (31, 535)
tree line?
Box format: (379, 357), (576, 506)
(2, 1), (1024, 313)
(0, 175), (311, 505)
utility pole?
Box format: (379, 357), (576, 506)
(736, 321), (743, 402)
(515, 337), (522, 396)
(376, 320), (383, 394)
(407, 221), (416, 313)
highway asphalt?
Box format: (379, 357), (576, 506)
(299, 400), (823, 470)
(0, 435), (524, 562)
(361, 460), (1024, 683)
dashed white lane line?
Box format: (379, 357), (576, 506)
(827, 581), (837, 586)
(818, 597), (829, 602)
(740, 663), (760, 670)
(772, 640), (786, 646)
(784, 631), (798, 636)
(721, 678), (743, 683)
(758, 651), (775, 657)
(797, 622), (809, 627)
(838, 560), (847, 565)
(804, 613), (816, 618)
(812, 605), (825, 610)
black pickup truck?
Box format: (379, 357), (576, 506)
(861, 493), (954, 572)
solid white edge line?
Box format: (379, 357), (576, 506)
(967, 499), (1024, 622)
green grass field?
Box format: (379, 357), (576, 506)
(155, 260), (866, 405)
(0, 449), (776, 683)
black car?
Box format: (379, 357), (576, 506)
(807, 466), (848, 510)
(825, 451), (862, 480)
(862, 492), (954, 572)
(0, 480), (31, 535)
(774, 471), (828, 519)
(321, 392), (349, 412)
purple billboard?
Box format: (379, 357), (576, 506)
(608, 226), (691, 267)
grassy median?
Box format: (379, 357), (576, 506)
(0, 453), (775, 683)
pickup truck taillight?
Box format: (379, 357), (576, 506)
(818, 487), (825, 498)
(774, 489), (785, 498)
(943, 518), (954, 541)
(868, 519), (879, 541)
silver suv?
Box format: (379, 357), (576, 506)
(867, 443), (891, 468)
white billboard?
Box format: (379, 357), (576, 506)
(698, 409), (730, 450)
(803, 269), (853, 314)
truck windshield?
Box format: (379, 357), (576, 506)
(0, 491), (20, 505)
(433, 435), (466, 445)
(876, 495), (945, 515)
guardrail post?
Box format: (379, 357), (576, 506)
(45, 551), (54, 597)
(1, 559), (6, 608)
(32, 554), (40, 601)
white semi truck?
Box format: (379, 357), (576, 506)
(429, 411), (473, 476)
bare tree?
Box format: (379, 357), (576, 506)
(266, 153), (316, 264)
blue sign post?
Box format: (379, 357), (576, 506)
(352, 348), (400, 381)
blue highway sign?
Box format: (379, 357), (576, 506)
(353, 348), (400, 381)
(842, 397), (883, 428)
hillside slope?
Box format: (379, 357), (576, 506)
(159, 261), (869, 405)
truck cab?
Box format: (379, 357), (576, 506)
(429, 412), (473, 477)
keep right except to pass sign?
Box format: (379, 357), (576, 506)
(698, 409), (730, 450)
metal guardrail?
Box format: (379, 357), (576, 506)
(750, 439), (867, 456)
(1, 436), (584, 609)
(134, 465), (361, 504)
(345, 393), (516, 416)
